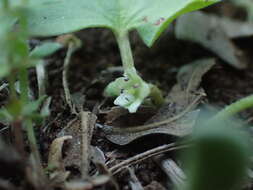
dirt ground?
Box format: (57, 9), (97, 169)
(0, 2), (253, 190)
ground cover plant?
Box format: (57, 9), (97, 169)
(25, 0), (219, 112)
(1, 0), (253, 190)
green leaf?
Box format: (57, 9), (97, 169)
(26, 0), (219, 46)
(22, 96), (46, 116)
(183, 117), (251, 190)
(0, 0), (48, 8)
(0, 108), (13, 124)
(0, 12), (17, 78)
(30, 42), (63, 58)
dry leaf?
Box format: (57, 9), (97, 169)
(47, 136), (72, 183)
(56, 112), (97, 172)
(103, 59), (215, 145)
(175, 11), (249, 69)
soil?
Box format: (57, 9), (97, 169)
(0, 2), (253, 190)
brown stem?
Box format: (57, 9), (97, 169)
(12, 120), (26, 159)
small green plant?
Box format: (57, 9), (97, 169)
(182, 116), (251, 190)
(0, 0), (61, 165)
(24, 0), (219, 112)
(181, 94), (253, 190)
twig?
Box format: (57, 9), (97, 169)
(128, 167), (144, 190)
(81, 111), (97, 179)
(154, 156), (186, 187)
(109, 142), (190, 174)
(12, 120), (26, 159)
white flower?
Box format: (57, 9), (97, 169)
(104, 73), (151, 113)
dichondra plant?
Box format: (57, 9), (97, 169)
(24, 0), (219, 112)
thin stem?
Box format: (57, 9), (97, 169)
(8, 71), (17, 102)
(36, 62), (46, 98)
(26, 119), (48, 189)
(115, 31), (137, 76)
(12, 120), (26, 159)
(26, 120), (41, 163)
(26, 110), (41, 163)
(149, 84), (164, 106)
(80, 111), (90, 179)
(19, 67), (29, 103)
(109, 142), (190, 174)
(62, 44), (76, 113)
(212, 94), (253, 121)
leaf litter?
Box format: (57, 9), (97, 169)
(102, 58), (216, 145)
(175, 11), (252, 69)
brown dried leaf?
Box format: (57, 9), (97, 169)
(47, 135), (72, 183)
(175, 11), (249, 69)
(56, 112), (97, 172)
(103, 59), (215, 145)
(101, 106), (157, 126)
(64, 175), (110, 190)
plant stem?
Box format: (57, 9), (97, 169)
(62, 44), (76, 114)
(8, 71), (17, 102)
(26, 119), (42, 167)
(150, 84), (164, 106)
(19, 67), (29, 103)
(115, 31), (137, 76)
(212, 94), (253, 121)
(26, 119), (48, 189)
(36, 62), (47, 98)
(12, 120), (26, 158)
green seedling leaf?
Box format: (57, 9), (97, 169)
(0, 108), (14, 124)
(0, 12), (17, 78)
(22, 96), (47, 116)
(182, 117), (251, 190)
(0, 7), (30, 78)
(40, 97), (52, 117)
(26, 0), (219, 46)
(25, 0), (220, 112)
(30, 42), (63, 59)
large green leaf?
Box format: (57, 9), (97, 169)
(30, 42), (62, 59)
(26, 0), (219, 46)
